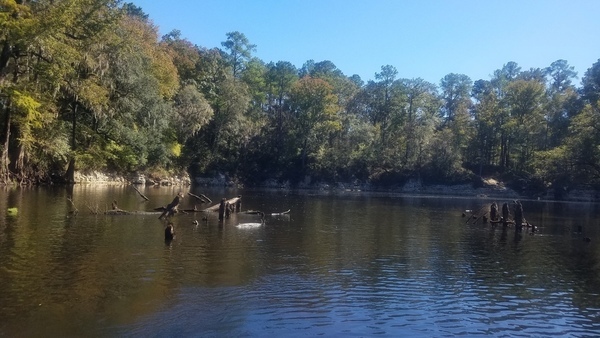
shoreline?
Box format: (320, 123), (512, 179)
(60, 171), (600, 203)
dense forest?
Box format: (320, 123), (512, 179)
(1, 1), (600, 196)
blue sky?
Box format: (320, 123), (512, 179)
(130, 0), (600, 86)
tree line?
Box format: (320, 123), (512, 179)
(1, 1), (600, 196)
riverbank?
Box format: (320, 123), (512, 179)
(73, 171), (192, 186)
(67, 171), (598, 202)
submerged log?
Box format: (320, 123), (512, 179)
(153, 206), (204, 213)
(203, 196), (241, 212)
(104, 210), (161, 215)
(100, 196), (241, 216)
(270, 209), (290, 215)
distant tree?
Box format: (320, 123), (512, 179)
(546, 59), (577, 94)
(172, 84), (213, 141)
(289, 77), (340, 173)
(373, 65), (399, 145)
(399, 78), (440, 171)
(439, 73), (473, 170)
(440, 73), (472, 122)
(122, 2), (148, 20)
(241, 57), (267, 112)
(503, 79), (547, 171)
(469, 79), (501, 171)
(581, 59), (600, 108)
(543, 59), (579, 149)
(264, 61), (298, 166)
(349, 74), (364, 88)
(299, 60), (315, 78)
(162, 30), (201, 82)
(221, 31), (256, 78)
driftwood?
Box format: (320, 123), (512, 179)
(242, 209), (290, 216)
(131, 185), (149, 201)
(105, 210), (161, 215)
(153, 206), (205, 213)
(98, 196), (241, 216)
(67, 197), (79, 215)
(203, 196), (241, 212)
(188, 192), (211, 204)
(490, 219), (515, 225)
(270, 209), (290, 215)
(465, 205), (486, 224)
(242, 210), (265, 216)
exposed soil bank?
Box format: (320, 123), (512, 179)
(68, 171), (598, 202)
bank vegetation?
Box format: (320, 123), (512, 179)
(1, 1), (600, 200)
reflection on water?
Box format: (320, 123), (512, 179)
(1, 186), (600, 336)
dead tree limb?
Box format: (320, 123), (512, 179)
(187, 192), (211, 204)
(131, 185), (149, 201)
(67, 197), (79, 215)
(203, 196), (241, 212)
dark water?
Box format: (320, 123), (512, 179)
(1, 186), (600, 337)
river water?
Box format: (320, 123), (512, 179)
(1, 185), (600, 337)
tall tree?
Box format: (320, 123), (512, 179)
(439, 73), (473, 169)
(503, 79), (546, 171)
(440, 73), (472, 122)
(470, 79), (501, 171)
(264, 60), (297, 169)
(221, 31), (256, 78)
(399, 77), (439, 169)
(0, 0), (122, 182)
(373, 65), (398, 145)
(161, 29), (201, 83)
(581, 59), (600, 109)
(543, 59), (579, 149)
(289, 77), (340, 173)
(546, 59), (577, 94)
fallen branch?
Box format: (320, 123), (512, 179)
(203, 196), (241, 212)
(86, 203), (101, 215)
(131, 185), (149, 201)
(105, 210), (161, 215)
(187, 192), (211, 204)
(67, 197), (79, 215)
(465, 205), (486, 224)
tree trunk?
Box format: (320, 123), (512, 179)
(64, 102), (78, 184)
(64, 158), (75, 184)
(0, 100), (12, 182)
(301, 138), (307, 172)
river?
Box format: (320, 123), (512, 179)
(1, 185), (600, 337)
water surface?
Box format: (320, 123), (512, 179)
(1, 186), (600, 337)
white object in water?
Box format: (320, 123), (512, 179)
(236, 222), (263, 229)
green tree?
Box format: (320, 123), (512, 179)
(161, 29), (201, 83)
(0, 0), (123, 182)
(470, 79), (501, 172)
(299, 60), (362, 180)
(289, 77), (340, 174)
(543, 59), (579, 149)
(439, 73), (473, 171)
(503, 79), (547, 172)
(546, 59), (577, 94)
(581, 59), (600, 108)
(398, 77), (439, 170)
(491, 62), (521, 169)
(221, 31), (256, 78)
(172, 83), (213, 141)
